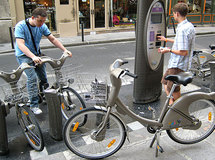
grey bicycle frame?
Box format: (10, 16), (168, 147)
(191, 51), (215, 79)
(0, 63), (33, 94)
(0, 63), (33, 114)
(107, 59), (215, 130)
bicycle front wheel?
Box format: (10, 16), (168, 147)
(17, 106), (44, 151)
(63, 107), (126, 159)
(167, 99), (215, 144)
(61, 87), (86, 120)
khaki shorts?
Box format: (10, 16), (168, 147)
(161, 68), (184, 92)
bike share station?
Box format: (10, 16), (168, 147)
(0, 57), (70, 156)
(134, 0), (166, 106)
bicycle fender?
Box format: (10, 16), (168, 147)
(162, 92), (215, 130)
(93, 106), (129, 141)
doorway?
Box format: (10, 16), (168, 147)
(78, 0), (106, 30)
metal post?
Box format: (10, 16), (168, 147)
(209, 61), (215, 92)
(9, 27), (14, 49)
(0, 100), (9, 156)
(134, 20), (137, 37)
(171, 17), (176, 34)
(44, 89), (62, 141)
(81, 21), (84, 42)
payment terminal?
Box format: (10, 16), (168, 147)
(146, 1), (165, 70)
(134, 0), (166, 103)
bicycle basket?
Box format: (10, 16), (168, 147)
(0, 80), (37, 104)
(47, 64), (82, 88)
(74, 73), (110, 106)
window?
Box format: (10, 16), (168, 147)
(60, 0), (69, 5)
(205, 0), (212, 13)
(110, 0), (137, 27)
(187, 0), (202, 13)
(23, 0), (56, 31)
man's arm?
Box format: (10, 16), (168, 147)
(159, 47), (188, 56)
(16, 38), (42, 63)
(157, 36), (174, 43)
(170, 50), (188, 56)
(47, 34), (71, 54)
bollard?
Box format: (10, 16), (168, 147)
(81, 21), (84, 42)
(209, 61), (215, 92)
(44, 89), (62, 141)
(9, 27), (14, 49)
(0, 100), (9, 156)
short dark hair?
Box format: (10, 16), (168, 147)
(32, 8), (47, 18)
(172, 3), (189, 17)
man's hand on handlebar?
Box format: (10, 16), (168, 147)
(64, 50), (72, 57)
(32, 56), (42, 64)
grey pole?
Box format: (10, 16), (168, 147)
(209, 61), (215, 92)
(44, 89), (62, 141)
(0, 100), (9, 156)
(133, 0), (166, 104)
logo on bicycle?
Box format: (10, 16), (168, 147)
(169, 119), (182, 128)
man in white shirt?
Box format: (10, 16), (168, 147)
(157, 3), (195, 105)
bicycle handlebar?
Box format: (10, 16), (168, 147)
(38, 51), (71, 69)
(125, 71), (138, 79)
(0, 63), (33, 83)
(109, 59), (137, 79)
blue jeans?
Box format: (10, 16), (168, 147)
(16, 55), (48, 108)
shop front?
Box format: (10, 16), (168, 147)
(110, 0), (137, 27)
(8, 0), (215, 38)
(78, 0), (137, 32)
(167, 0), (215, 26)
(9, 0), (137, 37)
(23, 0), (56, 31)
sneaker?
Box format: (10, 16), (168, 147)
(30, 107), (42, 115)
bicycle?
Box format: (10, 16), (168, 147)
(0, 63), (44, 151)
(37, 51), (86, 120)
(63, 59), (215, 159)
(190, 44), (215, 80)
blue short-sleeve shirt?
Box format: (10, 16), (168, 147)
(14, 19), (51, 57)
(168, 19), (195, 71)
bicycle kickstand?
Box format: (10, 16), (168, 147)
(149, 130), (164, 157)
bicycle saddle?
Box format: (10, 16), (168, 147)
(209, 44), (215, 50)
(165, 72), (193, 86)
(193, 50), (202, 56)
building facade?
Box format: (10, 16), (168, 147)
(0, 0), (214, 43)
(168, 0), (215, 26)
(8, 0), (137, 39)
(0, 0), (13, 43)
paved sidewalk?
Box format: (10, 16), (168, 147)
(0, 26), (215, 54)
(34, 128), (215, 160)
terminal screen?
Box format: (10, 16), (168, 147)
(151, 14), (162, 24)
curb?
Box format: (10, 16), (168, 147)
(0, 32), (215, 54)
(0, 38), (136, 54)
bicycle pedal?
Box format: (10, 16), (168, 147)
(156, 144), (164, 153)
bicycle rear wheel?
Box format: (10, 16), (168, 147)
(167, 99), (215, 144)
(63, 107), (126, 159)
(61, 87), (86, 120)
(17, 105), (44, 151)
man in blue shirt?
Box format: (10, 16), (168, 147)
(15, 8), (72, 114)
(157, 3), (195, 105)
